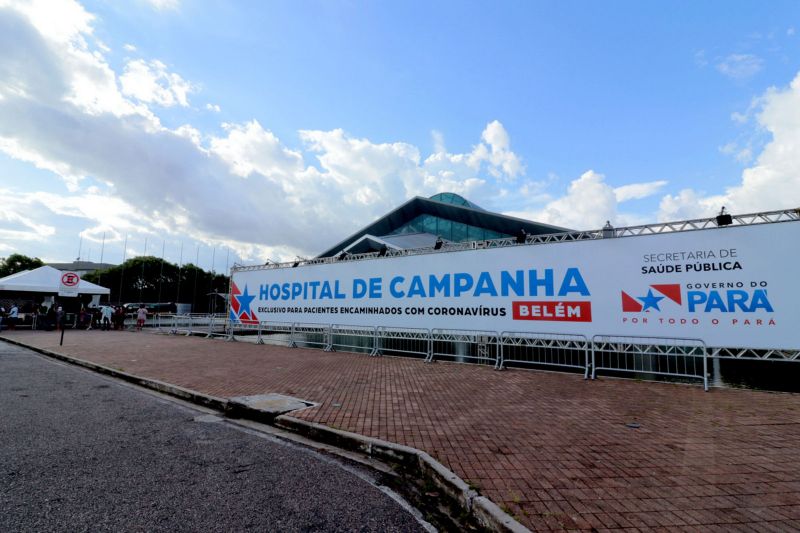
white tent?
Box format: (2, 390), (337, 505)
(0, 265), (109, 295)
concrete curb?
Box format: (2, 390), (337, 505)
(274, 415), (530, 533)
(1, 336), (530, 532)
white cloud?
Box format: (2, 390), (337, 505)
(660, 72), (800, 220)
(0, 1), (536, 261)
(716, 54), (763, 80)
(120, 59), (194, 107)
(506, 172), (665, 230)
(145, 0), (179, 11)
(431, 129), (445, 153)
(614, 180), (668, 202)
(524, 170), (618, 229)
(0, 194), (57, 242)
(658, 188), (715, 221)
(0, 137), (83, 190)
(4, 0), (94, 45)
(211, 120), (304, 180)
(421, 121), (523, 198)
(480, 120), (523, 178)
(719, 142), (754, 164)
(694, 50), (708, 68)
(123, 43), (137, 52)
(205, 102), (220, 112)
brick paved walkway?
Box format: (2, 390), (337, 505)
(4, 330), (800, 531)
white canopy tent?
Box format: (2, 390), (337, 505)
(0, 266), (109, 307)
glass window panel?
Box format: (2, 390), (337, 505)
(467, 224), (483, 241)
(451, 222), (468, 242)
(422, 215), (438, 234)
(437, 218), (452, 240)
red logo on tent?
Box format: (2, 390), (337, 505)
(61, 272), (80, 287)
(621, 284), (681, 312)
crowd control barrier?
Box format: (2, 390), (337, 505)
(591, 335), (708, 391)
(158, 316), (800, 390)
(499, 332), (590, 377)
(158, 313), (227, 337)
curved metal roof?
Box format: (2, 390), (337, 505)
(428, 192), (483, 210)
(317, 194), (570, 258)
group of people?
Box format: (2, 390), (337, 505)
(1, 302), (150, 332)
(77, 305), (127, 331)
(78, 305), (149, 331)
(0, 302), (20, 330)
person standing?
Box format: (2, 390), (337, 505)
(9, 303), (19, 330)
(55, 306), (64, 331)
(114, 306), (125, 330)
(136, 305), (147, 331)
(45, 306), (56, 331)
(101, 305), (113, 331)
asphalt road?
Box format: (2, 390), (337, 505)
(0, 341), (428, 532)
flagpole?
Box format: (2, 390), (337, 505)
(192, 244), (200, 312)
(97, 232), (106, 297)
(139, 237), (147, 302)
(157, 240), (165, 306)
(118, 234), (128, 305)
(176, 242), (184, 304)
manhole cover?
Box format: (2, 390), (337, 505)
(228, 394), (315, 415)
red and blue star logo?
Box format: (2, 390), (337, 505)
(230, 281), (258, 324)
(621, 284), (681, 312)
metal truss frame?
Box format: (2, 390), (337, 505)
(231, 208), (800, 273)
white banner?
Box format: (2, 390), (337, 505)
(231, 222), (800, 349)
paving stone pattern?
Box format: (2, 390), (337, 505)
(4, 330), (800, 531)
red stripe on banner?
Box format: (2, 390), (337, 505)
(621, 291), (642, 312)
(652, 284), (682, 305)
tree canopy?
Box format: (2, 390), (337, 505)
(83, 256), (228, 313)
(0, 253), (44, 278)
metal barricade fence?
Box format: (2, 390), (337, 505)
(291, 323), (331, 350)
(253, 321), (295, 347)
(187, 313), (214, 336)
(160, 315), (726, 390)
(591, 335), (708, 391)
(429, 329), (500, 366)
(156, 313), (176, 331)
(329, 325), (377, 354)
(170, 314), (195, 335)
(204, 314), (226, 337)
(227, 319), (259, 340)
(374, 326), (432, 359)
(499, 332), (590, 376)
(162, 313), (226, 337)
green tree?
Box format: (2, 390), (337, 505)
(84, 256), (229, 312)
(0, 253), (44, 278)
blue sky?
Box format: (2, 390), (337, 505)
(1, 0), (799, 271)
